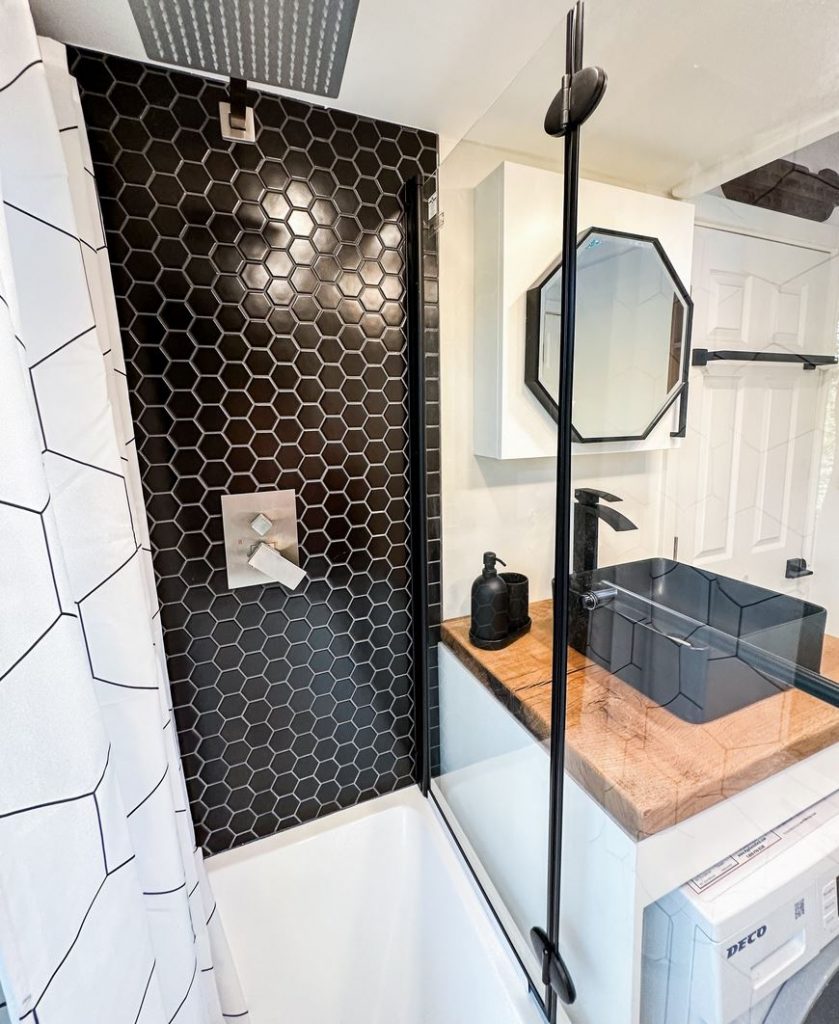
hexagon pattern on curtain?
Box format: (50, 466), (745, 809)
(0, 3), (249, 1022)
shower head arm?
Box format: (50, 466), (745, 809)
(228, 77), (255, 132)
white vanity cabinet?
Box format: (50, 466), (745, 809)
(436, 642), (839, 1024)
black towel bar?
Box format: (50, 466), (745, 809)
(692, 348), (838, 371)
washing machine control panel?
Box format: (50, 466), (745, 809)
(821, 876), (839, 929)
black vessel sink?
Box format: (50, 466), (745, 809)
(569, 558), (827, 724)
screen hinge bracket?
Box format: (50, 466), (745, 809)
(530, 926), (576, 1005)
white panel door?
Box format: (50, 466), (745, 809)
(674, 225), (838, 595)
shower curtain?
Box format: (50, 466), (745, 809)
(0, 3), (248, 1022)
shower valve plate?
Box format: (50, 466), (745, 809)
(221, 489), (301, 590)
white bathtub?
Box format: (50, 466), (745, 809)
(207, 786), (547, 1024)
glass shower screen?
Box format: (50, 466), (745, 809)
(427, 3), (839, 1024)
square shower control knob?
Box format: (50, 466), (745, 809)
(250, 512), (273, 537)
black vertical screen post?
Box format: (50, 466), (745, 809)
(404, 176), (431, 795)
(547, 6), (584, 1021)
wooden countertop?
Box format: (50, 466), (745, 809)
(441, 600), (839, 840)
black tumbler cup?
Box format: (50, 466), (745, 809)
(500, 572), (529, 632)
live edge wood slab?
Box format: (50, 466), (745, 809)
(441, 599), (839, 841)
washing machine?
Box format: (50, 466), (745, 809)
(641, 788), (839, 1023)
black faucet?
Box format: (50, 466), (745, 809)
(573, 488), (637, 576)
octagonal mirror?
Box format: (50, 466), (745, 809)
(525, 227), (693, 443)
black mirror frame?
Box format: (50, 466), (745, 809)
(524, 225), (694, 443)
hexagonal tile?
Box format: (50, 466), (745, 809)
(72, 45), (438, 854)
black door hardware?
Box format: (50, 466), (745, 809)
(786, 557), (814, 579)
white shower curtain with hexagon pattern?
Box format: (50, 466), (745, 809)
(0, 3), (248, 1023)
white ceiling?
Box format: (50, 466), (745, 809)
(30, 0), (839, 196)
(29, 0), (563, 149)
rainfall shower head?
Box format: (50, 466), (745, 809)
(126, 0), (360, 98)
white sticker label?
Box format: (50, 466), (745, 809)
(687, 789), (839, 896)
(688, 833), (782, 894)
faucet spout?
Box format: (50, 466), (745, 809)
(596, 505), (637, 533)
(572, 489), (637, 576)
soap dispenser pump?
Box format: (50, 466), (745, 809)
(470, 552), (510, 648)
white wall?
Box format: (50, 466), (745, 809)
(439, 143), (555, 617)
(439, 143), (684, 618)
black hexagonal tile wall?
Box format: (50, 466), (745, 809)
(70, 48), (439, 854)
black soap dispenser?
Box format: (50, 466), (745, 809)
(470, 552), (510, 649)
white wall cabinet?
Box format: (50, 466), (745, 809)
(473, 161), (696, 460)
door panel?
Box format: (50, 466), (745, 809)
(675, 225), (838, 595)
